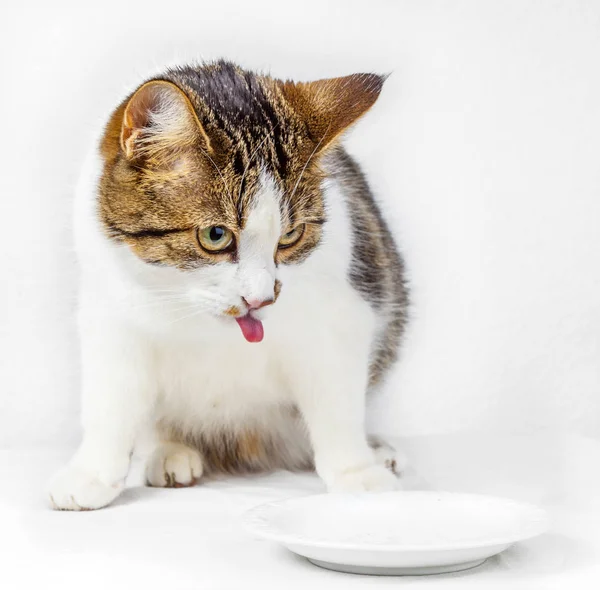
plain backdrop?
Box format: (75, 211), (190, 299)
(1, 0), (599, 449)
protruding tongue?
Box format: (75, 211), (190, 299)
(235, 315), (264, 343)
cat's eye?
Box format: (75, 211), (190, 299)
(197, 226), (234, 252)
(278, 224), (305, 248)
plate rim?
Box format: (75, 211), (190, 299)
(243, 490), (550, 552)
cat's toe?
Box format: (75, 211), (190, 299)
(371, 440), (408, 476)
(329, 463), (400, 493)
(145, 442), (203, 488)
(47, 466), (123, 511)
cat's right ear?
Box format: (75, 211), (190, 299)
(120, 80), (210, 163)
(279, 73), (386, 152)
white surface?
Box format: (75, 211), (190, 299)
(2, 434), (600, 588)
(244, 492), (549, 575)
(1, 1), (600, 446)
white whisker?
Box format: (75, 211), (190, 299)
(163, 304), (214, 326)
(286, 122), (331, 205)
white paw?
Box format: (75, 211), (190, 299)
(330, 464), (400, 493)
(372, 441), (408, 476)
(145, 442), (203, 488)
(48, 465), (124, 511)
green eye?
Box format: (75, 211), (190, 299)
(197, 226), (234, 252)
(279, 224), (305, 248)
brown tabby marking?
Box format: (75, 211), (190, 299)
(166, 427), (313, 476)
(97, 62), (383, 270)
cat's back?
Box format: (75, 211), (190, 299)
(325, 147), (408, 385)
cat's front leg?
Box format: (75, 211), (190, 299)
(292, 334), (399, 493)
(48, 311), (156, 510)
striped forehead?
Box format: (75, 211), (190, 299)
(173, 62), (292, 178)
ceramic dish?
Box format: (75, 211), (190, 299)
(244, 491), (549, 575)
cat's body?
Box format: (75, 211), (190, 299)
(48, 62), (408, 510)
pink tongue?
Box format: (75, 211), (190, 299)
(235, 315), (264, 343)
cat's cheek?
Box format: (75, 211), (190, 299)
(184, 263), (243, 314)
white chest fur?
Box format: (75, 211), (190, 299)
(74, 150), (378, 439)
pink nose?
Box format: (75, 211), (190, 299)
(243, 297), (274, 310)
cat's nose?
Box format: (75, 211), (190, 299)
(242, 297), (274, 310)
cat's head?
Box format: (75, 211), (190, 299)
(98, 61), (384, 341)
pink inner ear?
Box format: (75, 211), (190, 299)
(126, 85), (158, 129)
(120, 80), (211, 161)
(121, 84), (163, 157)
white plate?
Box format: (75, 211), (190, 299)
(244, 491), (549, 576)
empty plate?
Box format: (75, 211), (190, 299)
(244, 491), (549, 575)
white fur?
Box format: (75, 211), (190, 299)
(237, 171), (281, 304)
(47, 145), (397, 510)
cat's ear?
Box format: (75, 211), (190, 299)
(279, 73), (386, 151)
(120, 80), (209, 162)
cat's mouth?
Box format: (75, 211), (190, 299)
(235, 313), (264, 343)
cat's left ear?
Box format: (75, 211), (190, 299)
(120, 80), (210, 163)
(279, 73), (386, 151)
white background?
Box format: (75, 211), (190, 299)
(1, 0), (599, 448)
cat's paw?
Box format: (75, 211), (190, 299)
(371, 440), (408, 476)
(145, 442), (203, 488)
(47, 465), (124, 511)
(329, 463), (400, 493)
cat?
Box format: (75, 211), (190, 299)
(47, 60), (408, 510)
